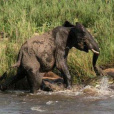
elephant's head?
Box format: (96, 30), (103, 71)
(64, 21), (104, 76)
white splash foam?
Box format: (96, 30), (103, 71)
(97, 76), (113, 96)
(31, 106), (45, 112)
(82, 77), (114, 100)
(99, 76), (109, 90)
(46, 101), (53, 105)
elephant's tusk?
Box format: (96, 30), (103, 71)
(91, 49), (99, 54)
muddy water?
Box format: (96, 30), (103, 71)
(0, 77), (114, 114)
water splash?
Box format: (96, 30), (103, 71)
(97, 76), (113, 96)
(99, 77), (109, 92)
(100, 76), (109, 90)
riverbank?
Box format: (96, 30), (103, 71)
(0, 68), (113, 92)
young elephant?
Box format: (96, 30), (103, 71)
(0, 21), (104, 93)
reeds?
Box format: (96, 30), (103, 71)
(0, 0), (114, 82)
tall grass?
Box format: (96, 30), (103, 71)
(0, 0), (114, 82)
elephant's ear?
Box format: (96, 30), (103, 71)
(63, 21), (74, 27)
(75, 22), (85, 33)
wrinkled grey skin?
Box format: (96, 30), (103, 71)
(0, 21), (104, 93)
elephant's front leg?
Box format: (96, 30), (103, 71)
(56, 59), (71, 88)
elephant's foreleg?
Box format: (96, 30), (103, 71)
(56, 60), (71, 88)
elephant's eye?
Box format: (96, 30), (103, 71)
(84, 42), (86, 46)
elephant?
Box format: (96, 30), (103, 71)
(0, 21), (104, 93)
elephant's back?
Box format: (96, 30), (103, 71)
(31, 32), (55, 56)
(23, 32), (56, 71)
(22, 31), (55, 54)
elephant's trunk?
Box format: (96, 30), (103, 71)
(92, 53), (99, 68)
(88, 41), (100, 67)
(85, 39), (103, 76)
(89, 42), (100, 75)
(91, 45), (104, 76)
(92, 49), (102, 76)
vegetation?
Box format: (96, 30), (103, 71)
(0, 0), (114, 83)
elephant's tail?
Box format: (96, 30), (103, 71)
(11, 47), (23, 68)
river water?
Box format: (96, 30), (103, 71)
(0, 77), (114, 114)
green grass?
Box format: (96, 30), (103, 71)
(0, 0), (114, 83)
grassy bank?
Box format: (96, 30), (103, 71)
(0, 0), (114, 83)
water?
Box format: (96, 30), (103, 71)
(0, 77), (113, 114)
